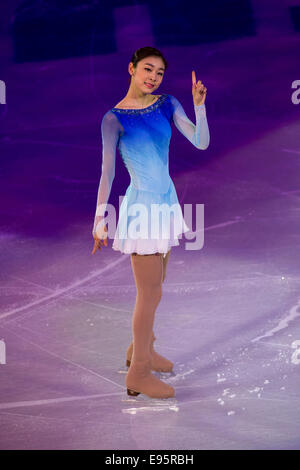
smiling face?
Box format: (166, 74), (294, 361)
(129, 56), (165, 93)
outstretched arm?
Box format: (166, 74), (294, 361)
(92, 110), (122, 237)
(170, 94), (210, 150)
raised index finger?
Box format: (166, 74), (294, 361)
(192, 70), (196, 85)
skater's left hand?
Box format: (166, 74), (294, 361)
(192, 70), (207, 106)
(91, 224), (108, 255)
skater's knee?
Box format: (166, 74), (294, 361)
(139, 283), (162, 303)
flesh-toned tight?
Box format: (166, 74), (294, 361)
(130, 250), (171, 361)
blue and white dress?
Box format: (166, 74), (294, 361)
(92, 94), (210, 258)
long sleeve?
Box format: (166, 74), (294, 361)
(170, 95), (210, 150)
(92, 110), (122, 237)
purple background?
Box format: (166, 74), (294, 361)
(0, 0), (300, 450)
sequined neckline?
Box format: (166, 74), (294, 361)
(111, 94), (168, 114)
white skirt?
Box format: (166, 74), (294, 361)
(111, 180), (190, 258)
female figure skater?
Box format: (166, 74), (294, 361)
(91, 47), (210, 399)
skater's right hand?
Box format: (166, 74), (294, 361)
(91, 224), (108, 255)
(192, 70), (207, 106)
